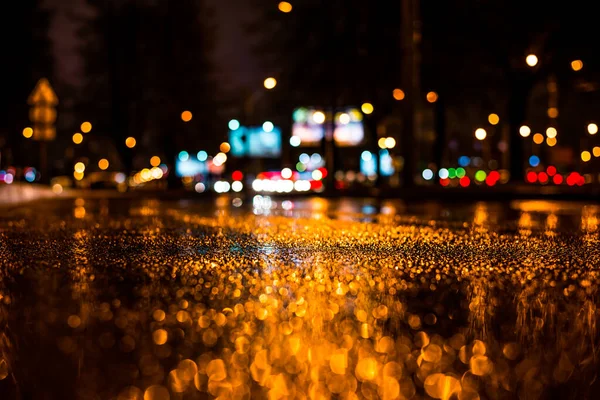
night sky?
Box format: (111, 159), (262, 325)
(47, 0), (260, 91)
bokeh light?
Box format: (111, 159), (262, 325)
(125, 137), (137, 148)
(547, 107), (559, 118)
(290, 136), (301, 147)
(361, 103), (374, 114)
(546, 137), (557, 147)
(426, 91), (438, 103)
(393, 88), (405, 100)
(533, 133), (544, 144)
(312, 111), (326, 124)
(220, 142), (231, 153)
(264, 77), (277, 89)
(384, 137), (396, 149)
(181, 110), (193, 122)
(581, 151), (591, 162)
(262, 121), (274, 132)
(571, 60), (583, 71)
(74, 162), (85, 173)
(72, 133), (83, 144)
(98, 159), (109, 170)
(23, 127), (33, 138)
(475, 128), (487, 140)
(519, 125), (531, 137)
(278, 1), (292, 13)
(593, 146), (600, 157)
(588, 123), (598, 135)
(546, 127), (557, 138)
(526, 54), (538, 67)
(80, 121), (92, 133)
(488, 113), (499, 125)
(228, 119), (240, 130)
(150, 156), (161, 167)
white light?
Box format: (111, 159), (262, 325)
(5, 174), (14, 184)
(114, 173), (126, 184)
(422, 169), (434, 181)
(299, 153), (310, 164)
(438, 168), (449, 179)
(339, 113), (350, 124)
(519, 125), (531, 137)
(214, 180), (230, 193)
(311, 153), (322, 164)
(312, 169), (323, 180)
(361, 151), (372, 162)
(195, 182), (206, 193)
(252, 179), (264, 192)
(52, 183), (63, 194)
(281, 168), (292, 179)
(384, 137), (396, 149)
(228, 119), (240, 130)
(262, 121), (274, 132)
(232, 181), (243, 192)
(282, 200), (293, 210)
(151, 167), (163, 179)
(475, 128), (487, 140)
(289, 136), (301, 147)
(312, 111), (325, 124)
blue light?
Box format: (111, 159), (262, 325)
(197, 150), (208, 161)
(25, 170), (36, 182)
(228, 119), (240, 130)
(361, 151), (372, 162)
(262, 121), (274, 133)
(178, 151), (189, 162)
(439, 168), (449, 179)
(458, 156), (471, 167)
(422, 169), (434, 181)
(529, 155), (540, 167)
(299, 153), (310, 164)
(380, 149), (394, 176)
(310, 153), (322, 165)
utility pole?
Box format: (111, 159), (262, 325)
(401, 0), (421, 188)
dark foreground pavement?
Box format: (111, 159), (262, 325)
(1, 196), (599, 399)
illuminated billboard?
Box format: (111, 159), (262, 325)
(292, 107), (364, 147)
(229, 125), (281, 158)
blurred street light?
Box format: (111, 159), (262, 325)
(546, 127), (557, 138)
(98, 159), (109, 170)
(571, 60), (583, 71)
(361, 103), (374, 115)
(547, 107), (559, 118)
(150, 156), (161, 167)
(220, 142), (231, 153)
(426, 92), (438, 103)
(264, 77), (277, 90)
(262, 121), (274, 132)
(581, 151), (591, 162)
(593, 146), (600, 157)
(81, 122), (92, 133)
(475, 128), (487, 140)
(181, 111), (193, 122)
(278, 1), (292, 13)
(519, 125), (531, 137)
(23, 127), (33, 138)
(74, 162), (85, 173)
(533, 133), (544, 144)
(488, 113), (499, 125)
(72, 133), (83, 144)
(290, 136), (301, 147)
(526, 54), (538, 67)
(587, 123), (598, 135)
(339, 113), (350, 124)
(73, 171), (84, 181)
(546, 137), (557, 147)
(378, 138), (386, 149)
(228, 119), (240, 130)
(313, 111), (326, 124)
(125, 137), (137, 148)
(393, 89), (405, 101)
(384, 137), (396, 149)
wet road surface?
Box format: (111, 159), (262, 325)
(0, 196), (599, 399)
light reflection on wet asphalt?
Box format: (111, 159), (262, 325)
(0, 196), (599, 399)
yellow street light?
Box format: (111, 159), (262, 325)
(384, 137), (396, 149)
(571, 60), (583, 71)
(526, 54), (538, 67)
(488, 113), (499, 125)
(581, 151), (591, 162)
(546, 127), (557, 138)
(474, 128), (487, 141)
(278, 1), (292, 13)
(125, 137), (137, 148)
(98, 159), (109, 170)
(588, 123), (598, 135)
(73, 171), (84, 181)
(393, 88), (405, 101)
(378, 138), (387, 149)
(312, 111), (326, 124)
(81, 121), (92, 133)
(546, 137), (557, 147)
(547, 107), (559, 118)
(426, 91), (438, 103)
(264, 77), (277, 90)
(150, 156), (161, 167)
(23, 127), (33, 138)
(533, 133), (544, 144)
(72, 133), (83, 144)
(593, 146), (600, 157)
(181, 110), (192, 122)
(74, 162), (86, 173)
(361, 103), (374, 115)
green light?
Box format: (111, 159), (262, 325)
(456, 167), (466, 178)
(475, 170), (487, 182)
(448, 168), (456, 179)
(296, 162), (306, 172)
